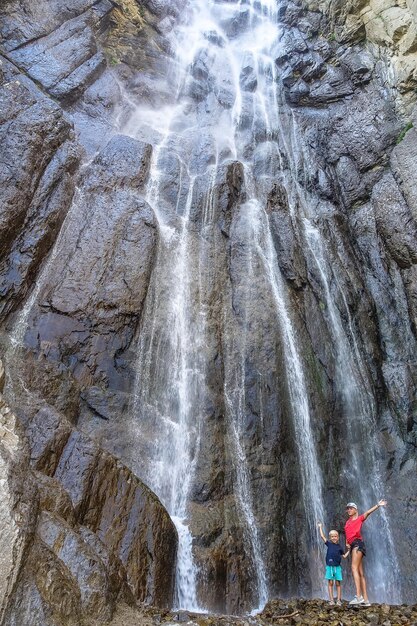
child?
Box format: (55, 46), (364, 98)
(318, 522), (350, 605)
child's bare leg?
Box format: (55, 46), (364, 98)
(358, 557), (368, 601)
(328, 580), (334, 601)
(351, 549), (363, 597)
(335, 580), (341, 601)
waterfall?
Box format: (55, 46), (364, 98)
(131, 160), (204, 610)
(274, 107), (402, 603)
(304, 221), (401, 602)
(129, 0), (326, 610)
(1, 0), (408, 612)
(3, 0), (402, 611)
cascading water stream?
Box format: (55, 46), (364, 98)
(131, 160), (204, 609)
(223, 0), (326, 598)
(303, 222), (401, 602)
(129, 0), (326, 609)
(273, 104), (402, 602)
(128, 7), (218, 610)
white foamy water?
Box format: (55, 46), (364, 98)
(129, 0), (326, 610)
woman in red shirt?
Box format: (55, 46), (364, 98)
(344, 499), (387, 606)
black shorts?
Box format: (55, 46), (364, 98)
(351, 539), (366, 557)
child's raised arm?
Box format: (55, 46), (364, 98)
(363, 499), (387, 520)
(317, 522), (327, 542)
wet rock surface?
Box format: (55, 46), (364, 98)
(0, 363), (37, 625)
(13, 132), (157, 420)
(0, 361), (177, 625)
(1, 0), (111, 103)
(0, 64), (81, 321)
(0, 0), (417, 620)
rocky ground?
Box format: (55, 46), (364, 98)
(106, 599), (417, 626)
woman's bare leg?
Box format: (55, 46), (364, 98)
(351, 548), (363, 597)
(359, 556), (368, 601)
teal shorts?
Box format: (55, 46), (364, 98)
(325, 565), (343, 581)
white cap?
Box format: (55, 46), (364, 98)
(346, 502), (358, 509)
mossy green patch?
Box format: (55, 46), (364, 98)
(396, 120), (413, 144)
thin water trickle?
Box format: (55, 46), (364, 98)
(230, 195), (325, 596)
(9, 186), (85, 350)
(4, 185), (89, 402)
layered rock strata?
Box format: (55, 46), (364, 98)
(0, 360), (177, 625)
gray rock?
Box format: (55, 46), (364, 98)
(287, 78), (311, 104)
(89, 134), (153, 190)
(8, 14), (106, 103)
(335, 155), (363, 204)
(144, 0), (182, 19)
(26, 405), (73, 474)
(0, 0), (99, 51)
(53, 429), (178, 607)
(268, 183), (307, 287)
(0, 390), (38, 625)
(4, 538), (82, 626)
(34, 471), (77, 527)
(78, 525), (134, 604)
(325, 90), (399, 170)
(391, 125), (417, 222)
(0, 362), (178, 617)
(54, 430), (100, 516)
(80, 386), (129, 421)
(68, 70), (122, 155)
(372, 172), (417, 268)
(20, 134), (156, 407)
(239, 55), (258, 92)
(278, 1), (304, 26)
(340, 48), (375, 84)
(0, 139), (80, 320)
(220, 9), (250, 39)
(0, 77), (78, 321)
(307, 66), (354, 104)
(37, 510), (114, 622)
(49, 51), (107, 103)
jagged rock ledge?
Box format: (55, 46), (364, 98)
(109, 598), (417, 626)
(0, 359), (177, 626)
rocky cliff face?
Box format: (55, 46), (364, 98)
(0, 358), (177, 625)
(276, 0), (417, 592)
(0, 0), (417, 620)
